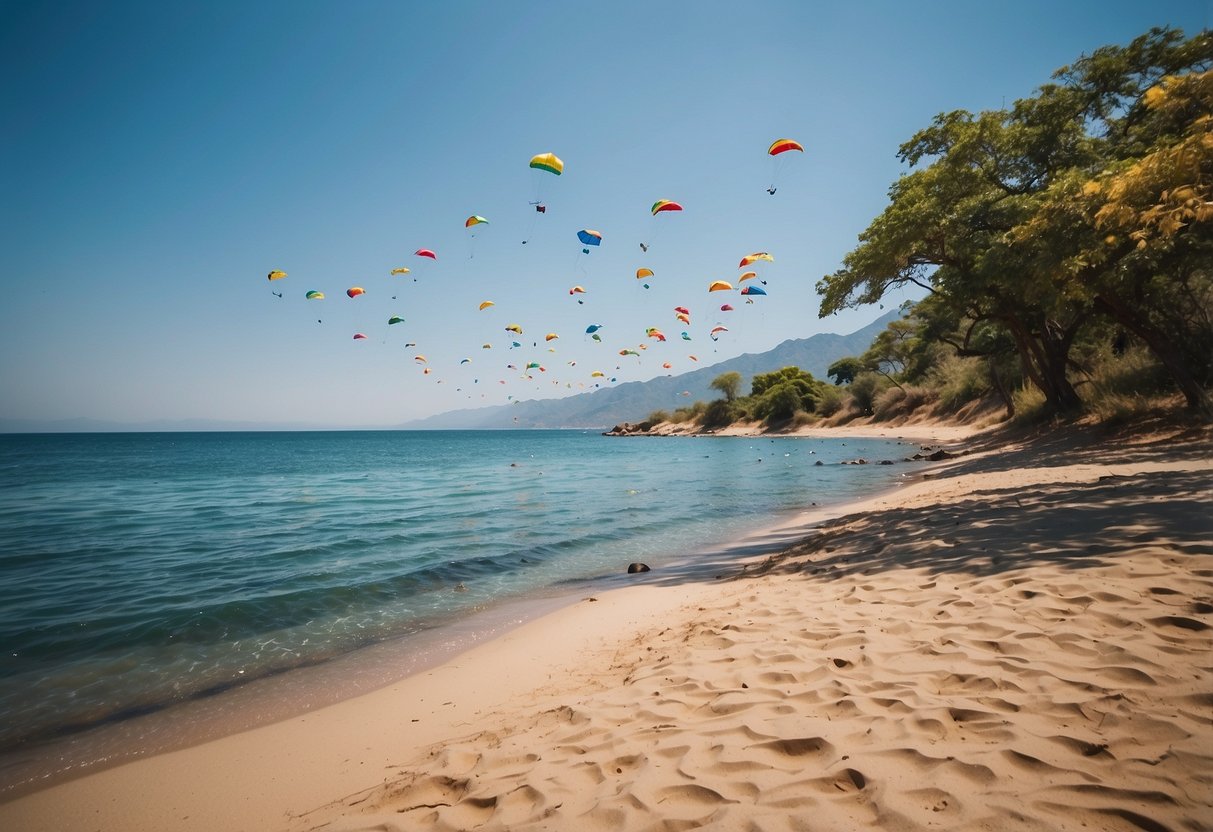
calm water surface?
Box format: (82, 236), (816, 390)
(0, 429), (918, 789)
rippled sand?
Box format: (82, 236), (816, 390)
(3, 422), (1210, 832)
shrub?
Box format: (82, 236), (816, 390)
(751, 376), (823, 424)
(1010, 384), (1049, 425)
(848, 372), (885, 416)
(1086, 346), (1171, 398)
(931, 355), (992, 412)
(755, 384), (806, 424)
(646, 409), (671, 424)
(672, 401), (706, 422)
(816, 386), (844, 417)
(1082, 346), (1176, 423)
(699, 398), (742, 429)
(872, 385), (938, 421)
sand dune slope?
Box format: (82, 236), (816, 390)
(298, 454), (1212, 832)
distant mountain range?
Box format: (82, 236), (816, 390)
(0, 417), (329, 434)
(1, 311), (899, 433)
(401, 309), (901, 430)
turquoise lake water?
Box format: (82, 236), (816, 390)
(0, 429), (918, 787)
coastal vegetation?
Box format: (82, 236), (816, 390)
(641, 27), (1211, 433)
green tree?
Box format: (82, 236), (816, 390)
(909, 293), (1022, 416)
(750, 367), (826, 423)
(861, 318), (918, 389)
(819, 107), (1089, 413)
(709, 370), (743, 402)
(818, 27), (1212, 417)
(827, 356), (865, 385)
(1017, 55), (1213, 413)
(848, 372), (885, 416)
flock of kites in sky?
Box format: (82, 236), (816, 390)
(266, 139), (804, 403)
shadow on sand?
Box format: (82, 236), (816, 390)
(627, 420), (1211, 590)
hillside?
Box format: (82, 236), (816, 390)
(401, 310), (900, 429)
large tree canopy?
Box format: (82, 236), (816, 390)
(819, 27), (1212, 415)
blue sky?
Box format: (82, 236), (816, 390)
(2, 1), (1208, 428)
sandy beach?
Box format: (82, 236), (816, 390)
(2, 420), (1210, 832)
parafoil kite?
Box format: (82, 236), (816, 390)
(710, 326), (729, 340)
(465, 215), (489, 228)
(505, 324), (523, 334)
(388, 316), (405, 325)
(305, 290), (324, 300)
(353, 333), (367, 340)
(619, 349), (639, 357)
(479, 300), (495, 310)
(525, 153), (562, 234)
(569, 285), (586, 295)
(390, 267), (410, 276)
(720, 303), (733, 311)
(529, 152), (563, 175)
(577, 229), (602, 247)
(636, 268), (654, 280)
(709, 281), (733, 292)
(268, 270), (287, 281)
(460, 358), (471, 364)
(768, 139), (804, 156)
(681, 332), (692, 341)
(741, 285), (767, 295)
(347, 287), (365, 298)
(738, 271), (758, 283)
(646, 328), (666, 341)
(591, 371), (604, 378)
(767, 140), (803, 194)
(650, 200), (683, 215)
(739, 252), (774, 267)
(585, 324), (603, 334)
(415, 249), (437, 260)
(545, 333), (559, 341)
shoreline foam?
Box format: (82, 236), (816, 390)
(3, 421), (1209, 832)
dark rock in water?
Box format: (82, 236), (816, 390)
(879, 459), (894, 465)
(627, 562), (651, 574)
(603, 420), (657, 436)
(912, 448), (959, 461)
(814, 460), (824, 466)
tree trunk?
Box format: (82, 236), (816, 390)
(987, 356), (1015, 418)
(1003, 314), (1084, 415)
